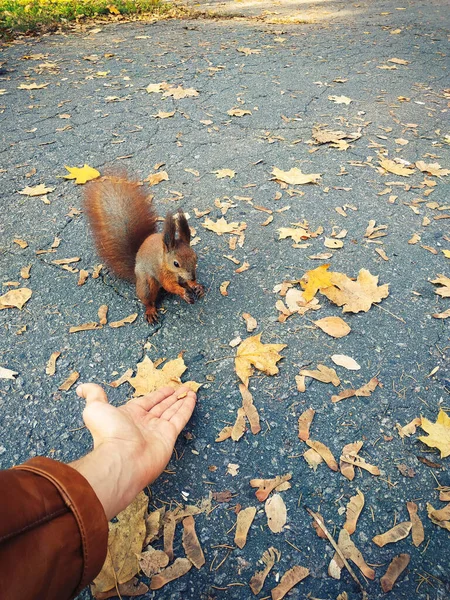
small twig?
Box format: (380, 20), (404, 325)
(375, 303), (406, 323)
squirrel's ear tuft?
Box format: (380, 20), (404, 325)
(163, 212), (176, 251)
(177, 209), (191, 245)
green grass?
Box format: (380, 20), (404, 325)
(0, 0), (171, 36)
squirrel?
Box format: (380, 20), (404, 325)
(84, 176), (204, 323)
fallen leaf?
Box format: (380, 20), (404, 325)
(212, 490), (233, 503)
(314, 316), (351, 338)
(301, 264), (333, 302)
(372, 521), (412, 547)
(236, 262), (250, 274)
(237, 47), (261, 55)
(328, 95), (352, 105)
(418, 409), (450, 457)
(18, 82), (49, 90)
(325, 238), (343, 249)
(203, 216), (245, 235)
(46, 351), (61, 376)
(388, 57), (409, 65)
(97, 304), (108, 326)
(110, 369), (134, 388)
(220, 281), (230, 296)
(227, 108), (252, 117)
(19, 183), (55, 197)
(303, 448), (323, 470)
(331, 377), (380, 403)
(13, 238), (28, 249)
(0, 367), (18, 380)
(0, 288), (32, 310)
(52, 257), (81, 266)
(331, 354), (360, 371)
(278, 226), (311, 244)
(242, 312), (257, 332)
(69, 322), (102, 333)
(20, 265), (31, 279)
(311, 512), (328, 539)
(186, 168), (200, 177)
(271, 565), (309, 600)
(235, 333), (286, 387)
(150, 558), (192, 590)
(340, 452), (380, 476)
(272, 167), (321, 185)
(343, 489), (364, 534)
(77, 269), (89, 286)
(153, 110), (175, 119)
(249, 547), (280, 595)
(235, 506), (257, 548)
(305, 440), (338, 471)
(182, 516), (205, 569)
(340, 441), (363, 481)
(265, 494), (287, 533)
(416, 161), (450, 177)
(379, 158), (415, 177)
(145, 171), (169, 186)
(397, 464), (416, 478)
(128, 355), (200, 396)
(380, 553), (410, 593)
(162, 86), (199, 99)
(396, 417), (421, 438)
(431, 275), (450, 298)
(239, 384), (261, 434)
(139, 548), (169, 577)
(231, 407), (247, 441)
(58, 371), (80, 391)
(64, 164), (100, 184)
(93, 577), (148, 599)
(215, 426), (232, 442)
(427, 502), (450, 531)
(335, 529), (375, 579)
(433, 308), (450, 319)
(322, 269), (389, 313)
(406, 501), (424, 547)
(109, 313), (138, 328)
(298, 408), (315, 441)
(215, 169), (236, 179)
(250, 474), (292, 502)
(227, 462), (239, 476)
(300, 364), (340, 386)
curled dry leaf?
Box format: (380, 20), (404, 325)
(110, 368), (133, 388)
(144, 507), (165, 545)
(301, 264), (333, 302)
(58, 371), (79, 391)
(427, 502), (450, 531)
(220, 281), (230, 296)
(249, 547), (280, 595)
(228, 108), (252, 117)
(235, 506), (257, 549)
(231, 407), (247, 441)
(0, 288), (32, 310)
(416, 161), (450, 177)
(433, 308), (450, 319)
(300, 364), (340, 386)
(439, 487), (450, 502)
(45, 351), (61, 376)
(331, 354), (360, 371)
(306, 440), (338, 471)
(271, 565), (310, 600)
(314, 316), (351, 338)
(20, 265), (31, 279)
(242, 312), (257, 332)
(146, 171), (169, 186)
(239, 384), (261, 434)
(372, 521), (412, 547)
(335, 529), (375, 580)
(93, 577), (148, 599)
(215, 426), (232, 442)
(98, 304), (108, 325)
(139, 547), (169, 577)
(295, 374), (306, 392)
(298, 408), (315, 441)
(418, 409), (450, 457)
(380, 553), (410, 593)
(343, 489), (364, 534)
(340, 441), (363, 481)
(265, 494), (287, 533)
(331, 377), (380, 403)
(303, 448), (323, 471)
(379, 158), (415, 177)
(272, 167), (321, 185)
(182, 515), (205, 569)
(340, 452), (380, 476)
(109, 313), (138, 328)
(163, 513), (176, 562)
(431, 275), (450, 298)
(406, 501), (424, 547)
(150, 558), (192, 590)
(235, 333), (286, 388)
(322, 269), (389, 313)
(128, 355), (200, 396)
(69, 322), (102, 333)
(250, 473), (292, 502)
(396, 417), (421, 438)
(78, 269), (89, 286)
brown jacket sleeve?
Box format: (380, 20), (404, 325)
(0, 457), (108, 600)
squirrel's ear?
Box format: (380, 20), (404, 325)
(177, 209), (191, 245)
(163, 212), (176, 251)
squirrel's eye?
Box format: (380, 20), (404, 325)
(174, 261), (180, 268)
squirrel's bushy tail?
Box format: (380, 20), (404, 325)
(84, 177), (157, 281)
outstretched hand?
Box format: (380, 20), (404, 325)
(70, 384), (196, 519)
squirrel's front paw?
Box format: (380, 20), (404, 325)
(145, 305), (158, 323)
(190, 283), (205, 298)
(182, 288), (196, 304)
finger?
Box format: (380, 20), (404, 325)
(130, 386), (176, 411)
(146, 386), (196, 418)
(157, 391), (196, 423)
(76, 383), (108, 406)
(166, 395), (197, 434)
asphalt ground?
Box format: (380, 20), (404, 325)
(1, 1), (450, 599)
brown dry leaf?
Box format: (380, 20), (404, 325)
(46, 351), (61, 376)
(163, 513), (176, 561)
(250, 474), (292, 502)
(235, 506), (257, 548)
(427, 502), (450, 531)
(331, 354), (360, 371)
(322, 269), (389, 313)
(231, 407), (247, 441)
(284, 289), (321, 316)
(406, 501), (424, 547)
(153, 110), (175, 119)
(97, 304), (108, 326)
(331, 377), (380, 403)
(146, 171), (169, 186)
(78, 269), (89, 286)
(212, 490), (232, 503)
(278, 226), (311, 244)
(0, 288), (32, 310)
(303, 448), (323, 471)
(236, 261), (250, 274)
(235, 333), (286, 388)
(408, 233), (421, 245)
(150, 558), (192, 590)
(93, 492), (147, 593)
(144, 507), (165, 546)
(339, 441), (363, 481)
(69, 322), (102, 333)
(271, 167), (321, 185)
(340, 453), (380, 476)
(431, 275), (450, 298)
(379, 158), (415, 177)
(372, 521), (412, 547)
(433, 308), (450, 319)
(380, 553), (410, 593)
(418, 410), (450, 457)
(328, 95), (352, 105)
(301, 264), (333, 302)
(182, 516), (205, 569)
(265, 493), (287, 533)
(396, 417), (421, 438)
(439, 487), (450, 502)
(18, 183), (54, 196)
(13, 238), (28, 249)
(239, 384), (261, 434)
(271, 565), (310, 600)
(93, 577), (148, 599)
(311, 512), (328, 539)
(343, 489), (364, 534)
(110, 368), (133, 388)
(335, 529), (375, 580)
(305, 440), (338, 471)
(162, 86), (199, 99)
(300, 364), (340, 386)
(109, 313), (138, 328)
(52, 257), (81, 265)
(215, 426), (232, 442)
(203, 216), (245, 236)
(298, 408), (315, 441)
(139, 547), (169, 577)
(324, 238), (344, 249)
(295, 374), (306, 392)
(397, 464), (416, 478)
(128, 355), (200, 396)
(92, 264), (103, 278)
(215, 168), (236, 179)
(314, 316), (351, 338)
(416, 161), (450, 178)
(20, 265), (31, 279)
(58, 371), (79, 391)
(228, 107), (252, 117)
(242, 312), (257, 332)
(249, 547), (280, 595)
(220, 281), (230, 296)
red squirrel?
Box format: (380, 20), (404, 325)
(84, 176), (204, 323)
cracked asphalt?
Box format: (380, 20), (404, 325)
(1, 0), (450, 598)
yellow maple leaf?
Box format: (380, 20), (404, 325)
(128, 355), (200, 396)
(431, 275), (450, 297)
(271, 167), (321, 185)
(64, 164), (100, 184)
(301, 264), (334, 302)
(235, 333), (286, 387)
(278, 226), (310, 244)
(379, 158), (415, 177)
(18, 183), (55, 196)
(416, 161), (450, 178)
(321, 269), (389, 313)
(419, 410), (450, 458)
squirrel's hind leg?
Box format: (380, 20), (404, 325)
(136, 274), (160, 323)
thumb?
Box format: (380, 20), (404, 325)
(76, 383), (108, 406)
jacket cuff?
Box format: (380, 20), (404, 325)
(14, 456), (108, 593)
